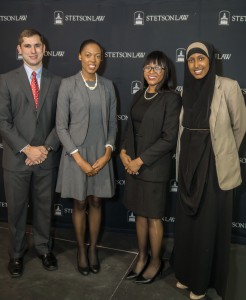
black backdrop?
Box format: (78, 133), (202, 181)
(0, 0), (245, 244)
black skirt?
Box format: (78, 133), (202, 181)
(123, 173), (167, 219)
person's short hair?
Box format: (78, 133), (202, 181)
(79, 39), (103, 58)
(18, 29), (44, 45)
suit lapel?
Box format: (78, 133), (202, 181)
(97, 76), (107, 137)
(75, 71), (90, 111)
(37, 68), (51, 117)
(210, 76), (222, 135)
(18, 66), (37, 111)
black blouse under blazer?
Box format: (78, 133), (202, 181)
(122, 89), (181, 182)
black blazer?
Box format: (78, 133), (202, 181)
(122, 89), (181, 182)
(0, 66), (61, 171)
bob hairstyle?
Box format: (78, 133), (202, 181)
(142, 51), (173, 92)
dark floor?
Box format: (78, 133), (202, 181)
(0, 222), (245, 300)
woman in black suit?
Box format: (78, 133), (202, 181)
(120, 51), (181, 284)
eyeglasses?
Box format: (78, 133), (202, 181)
(143, 65), (165, 73)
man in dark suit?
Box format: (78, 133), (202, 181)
(0, 29), (61, 277)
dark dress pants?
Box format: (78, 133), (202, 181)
(4, 166), (57, 258)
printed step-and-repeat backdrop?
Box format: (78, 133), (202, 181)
(0, 0), (245, 244)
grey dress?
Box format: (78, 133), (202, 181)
(56, 74), (117, 201)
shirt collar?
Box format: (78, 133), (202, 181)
(23, 64), (42, 80)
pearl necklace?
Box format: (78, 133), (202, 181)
(144, 87), (158, 100)
(80, 72), (97, 90)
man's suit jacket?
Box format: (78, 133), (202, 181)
(176, 75), (246, 190)
(122, 89), (181, 182)
(0, 65), (61, 171)
(56, 72), (117, 154)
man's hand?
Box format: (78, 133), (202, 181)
(23, 145), (48, 165)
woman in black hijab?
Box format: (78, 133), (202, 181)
(174, 42), (246, 300)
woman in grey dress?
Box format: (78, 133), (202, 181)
(56, 39), (117, 276)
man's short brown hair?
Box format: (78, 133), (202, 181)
(18, 29), (44, 45)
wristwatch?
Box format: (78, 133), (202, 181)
(44, 145), (53, 152)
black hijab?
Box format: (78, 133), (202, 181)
(182, 41), (216, 129)
(178, 41), (216, 216)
